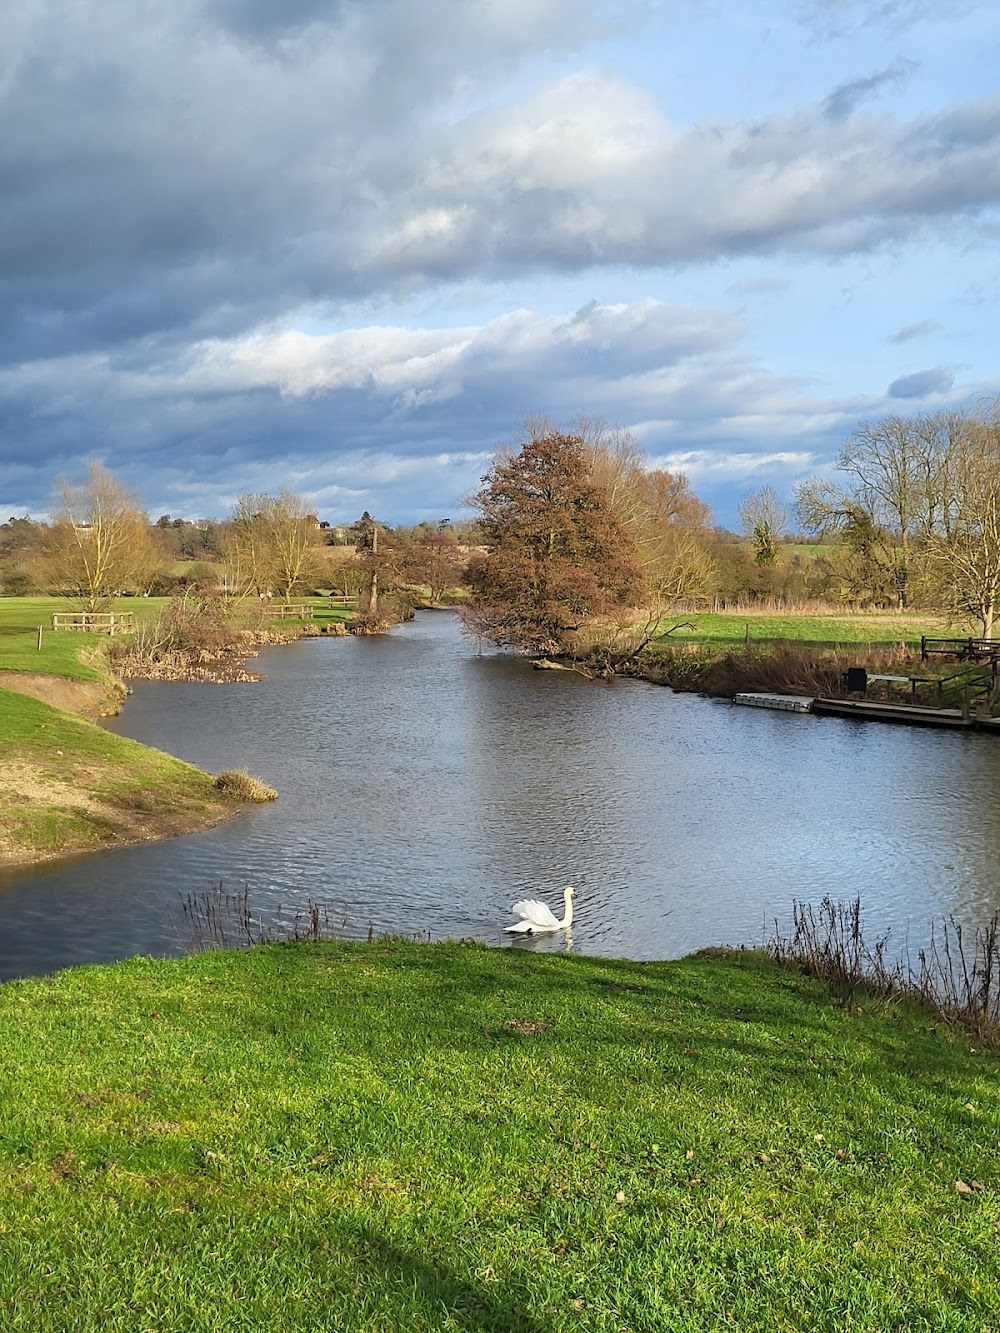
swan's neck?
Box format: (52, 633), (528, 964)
(561, 888), (574, 928)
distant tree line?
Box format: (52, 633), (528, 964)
(5, 403), (999, 641)
(0, 463), (482, 617)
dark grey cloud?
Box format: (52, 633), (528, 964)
(888, 366), (954, 397)
(822, 59), (918, 121)
(0, 300), (851, 521)
(888, 319), (939, 342)
(0, 0), (998, 380)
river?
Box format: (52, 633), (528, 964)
(1, 611), (999, 979)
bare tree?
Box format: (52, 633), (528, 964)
(737, 485), (787, 566)
(46, 461), (159, 610)
(223, 490), (322, 603)
(583, 420), (718, 610)
(926, 413), (1000, 637)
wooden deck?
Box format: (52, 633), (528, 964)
(813, 697), (1000, 732)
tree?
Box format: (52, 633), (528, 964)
(464, 431), (641, 655)
(794, 478), (902, 607)
(926, 412), (1000, 637)
(737, 485), (786, 567)
(223, 490), (322, 602)
(45, 461), (159, 610)
(583, 424), (717, 609)
(400, 527), (469, 603)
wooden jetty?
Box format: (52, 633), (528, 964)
(813, 697), (1000, 732)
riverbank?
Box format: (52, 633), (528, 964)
(583, 609), (998, 712)
(0, 939), (995, 1331)
(0, 597), (289, 867)
(0, 686), (245, 867)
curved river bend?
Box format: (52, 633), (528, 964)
(2, 611), (1000, 979)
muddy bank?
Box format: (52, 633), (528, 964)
(0, 671), (126, 718)
(0, 753), (240, 871)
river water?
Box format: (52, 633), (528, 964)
(2, 611), (999, 979)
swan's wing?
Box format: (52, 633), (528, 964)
(511, 899), (560, 928)
(504, 919), (535, 933)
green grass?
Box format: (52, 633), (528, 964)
(0, 597), (169, 680)
(653, 611), (946, 652)
(0, 687), (228, 858)
(0, 941), (995, 1331)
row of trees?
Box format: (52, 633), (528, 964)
(6, 403), (999, 640)
(794, 407), (1000, 635)
(463, 406), (1000, 655)
(0, 464), (476, 613)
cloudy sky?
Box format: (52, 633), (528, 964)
(1, 0), (998, 527)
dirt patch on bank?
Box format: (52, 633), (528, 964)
(0, 759), (237, 869)
(0, 672), (126, 718)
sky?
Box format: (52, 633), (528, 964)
(1, 0), (999, 529)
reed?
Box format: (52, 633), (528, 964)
(767, 896), (1000, 1045)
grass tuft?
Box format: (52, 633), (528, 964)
(213, 768), (278, 802)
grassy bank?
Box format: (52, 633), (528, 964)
(651, 610), (944, 652)
(611, 610), (963, 700)
(0, 687), (239, 863)
(0, 941), (995, 1331)
(0, 597), (274, 865)
(0, 596), (169, 681)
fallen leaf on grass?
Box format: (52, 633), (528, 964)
(685, 1149), (695, 1160)
(615, 1190), (626, 1203)
(954, 1180), (976, 1195)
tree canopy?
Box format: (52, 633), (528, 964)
(463, 431), (642, 655)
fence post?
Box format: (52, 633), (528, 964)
(37, 625), (42, 651)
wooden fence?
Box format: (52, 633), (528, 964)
(51, 612), (136, 635)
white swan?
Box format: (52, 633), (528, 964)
(505, 886), (576, 934)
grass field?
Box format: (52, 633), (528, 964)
(0, 941), (994, 1331)
(0, 596), (354, 679)
(0, 597), (170, 680)
(0, 687), (231, 859)
(653, 611), (948, 652)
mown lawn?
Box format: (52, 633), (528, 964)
(0, 596), (353, 678)
(653, 611), (948, 652)
(0, 942), (995, 1331)
(0, 597), (170, 680)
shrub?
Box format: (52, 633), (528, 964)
(213, 769), (278, 802)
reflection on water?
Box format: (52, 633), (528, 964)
(2, 610), (1000, 980)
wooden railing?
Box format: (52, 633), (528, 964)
(921, 636), (1000, 662)
(51, 612), (136, 635)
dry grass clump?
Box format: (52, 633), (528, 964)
(768, 896), (1000, 1047)
(633, 642), (919, 699)
(213, 769), (278, 802)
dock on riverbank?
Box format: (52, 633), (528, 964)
(734, 690), (1000, 732)
(735, 692), (814, 713)
(813, 697), (1000, 731)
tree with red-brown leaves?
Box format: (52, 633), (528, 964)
(463, 432), (641, 656)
